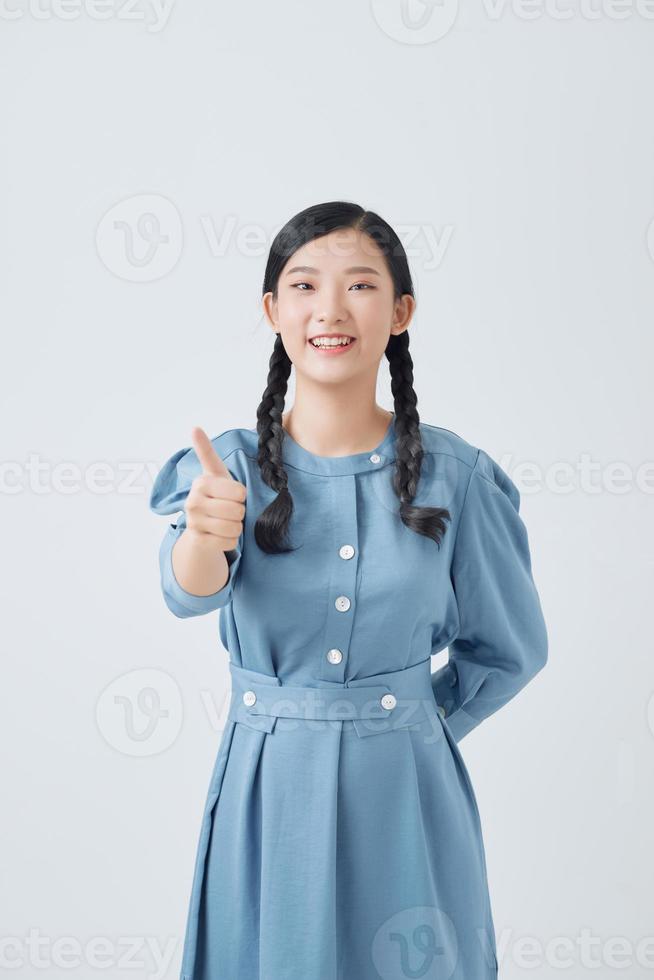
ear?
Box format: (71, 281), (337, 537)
(262, 291), (279, 333)
(390, 293), (416, 335)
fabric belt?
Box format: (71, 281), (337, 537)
(227, 656), (437, 739)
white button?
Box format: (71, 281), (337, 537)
(243, 690), (257, 706)
(369, 453), (381, 464)
(339, 544), (355, 560)
(381, 693), (396, 710)
(335, 595), (351, 612)
(437, 705), (446, 719)
(326, 649), (343, 664)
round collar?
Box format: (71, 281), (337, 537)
(280, 412), (397, 476)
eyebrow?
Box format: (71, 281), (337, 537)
(284, 265), (381, 276)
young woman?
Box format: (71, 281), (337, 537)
(149, 201), (549, 980)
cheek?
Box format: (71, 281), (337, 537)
(358, 293), (393, 329)
(358, 306), (394, 355)
(280, 330), (315, 369)
(277, 295), (312, 330)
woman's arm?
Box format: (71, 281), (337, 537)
(149, 441), (245, 618)
(171, 528), (231, 597)
(431, 447), (549, 742)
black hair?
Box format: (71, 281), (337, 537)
(254, 201), (451, 554)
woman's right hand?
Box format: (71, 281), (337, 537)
(184, 426), (247, 553)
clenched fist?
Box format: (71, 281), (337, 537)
(184, 427), (247, 553)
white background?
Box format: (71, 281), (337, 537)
(2, 1), (653, 977)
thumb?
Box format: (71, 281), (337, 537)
(191, 426), (234, 479)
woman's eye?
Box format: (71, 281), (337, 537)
(290, 282), (374, 292)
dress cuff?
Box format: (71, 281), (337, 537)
(161, 525), (240, 615)
(431, 662), (483, 744)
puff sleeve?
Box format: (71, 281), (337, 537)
(431, 448), (548, 743)
(149, 443), (244, 618)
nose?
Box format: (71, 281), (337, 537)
(316, 312), (346, 328)
(315, 289), (348, 327)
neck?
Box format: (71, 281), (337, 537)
(282, 392), (393, 457)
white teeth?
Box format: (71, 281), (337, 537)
(310, 336), (353, 348)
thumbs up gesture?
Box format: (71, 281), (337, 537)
(185, 427), (247, 553)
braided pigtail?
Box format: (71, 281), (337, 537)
(253, 333), (298, 554)
(386, 331), (451, 547)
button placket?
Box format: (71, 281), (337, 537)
(318, 475), (359, 683)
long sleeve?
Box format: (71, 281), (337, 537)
(149, 443), (244, 618)
(431, 447), (548, 743)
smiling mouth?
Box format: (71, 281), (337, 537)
(308, 336), (356, 349)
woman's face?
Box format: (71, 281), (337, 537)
(262, 227), (414, 384)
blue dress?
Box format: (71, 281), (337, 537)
(149, 414), (548, 980)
